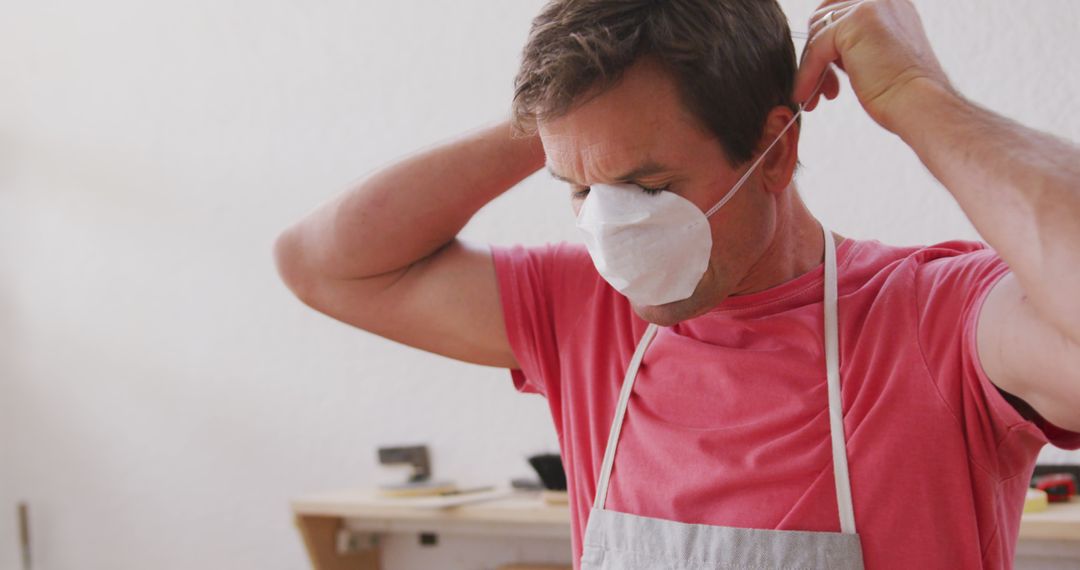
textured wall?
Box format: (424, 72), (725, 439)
(1, 1), (1077, 568)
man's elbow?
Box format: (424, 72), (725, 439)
(273, 226), (317, 303)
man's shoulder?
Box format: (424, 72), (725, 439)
(830, 237), (1004, 310)
(848, 236), (998, 278)
(906, 238), (994, 262)
(901, 238), (1005, 286)
(852, 236), (989, 262)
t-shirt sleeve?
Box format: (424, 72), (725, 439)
(913, 241), (1080, 480)
(489, 241), (594, 399)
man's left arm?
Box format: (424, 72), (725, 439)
(796, 0), (1080, 431)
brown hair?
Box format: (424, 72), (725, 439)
(512, 0), (798, 166)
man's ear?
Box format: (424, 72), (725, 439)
(758, 106), (800, 194)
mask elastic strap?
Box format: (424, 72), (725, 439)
(703, 70), (830, 219)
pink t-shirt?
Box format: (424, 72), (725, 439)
(491, 236), (1080, 569)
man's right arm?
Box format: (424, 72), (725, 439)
(273, 120), (546, 368)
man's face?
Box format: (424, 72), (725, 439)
(539, 58), (786, 326)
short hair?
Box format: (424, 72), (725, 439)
(512, 0), (799, 166)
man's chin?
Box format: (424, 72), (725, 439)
(631, 297), (703, 327)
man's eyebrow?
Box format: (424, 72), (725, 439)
(546, 166), (576, 184)
(614, 161), (672, 183)
(546, 161), (672, 186)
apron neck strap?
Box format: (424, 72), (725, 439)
(592, 321), (659, 511)
(591, 224), (857, 535)
(823, 226), (857, 534)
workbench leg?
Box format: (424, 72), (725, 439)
(294, 514), (380, 570)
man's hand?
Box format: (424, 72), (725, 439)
(794, 0), (951, 133)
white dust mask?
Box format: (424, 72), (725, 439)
(574, 110), (804, 307)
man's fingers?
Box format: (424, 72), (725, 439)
(794, 5), (858, 106)
(823, 65), (842, 100)
(810, 0), (862, 32)
(810, 0), (863, 20)
(795, 0), (863, 108)
(799, 64), (839, 112)
(809, 3), (859, 42)
(794, 26), (841, 104)
(804, 66), (839, 112)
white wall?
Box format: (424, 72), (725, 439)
(1, 1), (1077, 569)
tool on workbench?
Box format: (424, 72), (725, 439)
(376, 444), (456, 497)
(528, 452), (568, 505)
(1032, 472), (1077, 504)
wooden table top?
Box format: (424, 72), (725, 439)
(292, 488), (1080, 542)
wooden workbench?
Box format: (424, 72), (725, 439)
(292, 488), (569, 570)
(1015, 498), (1080, 568)
(292, 489), (1080, 570)
(1019, 497), (1080, 540)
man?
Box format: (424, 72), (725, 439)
(274, 0), (1080, 567)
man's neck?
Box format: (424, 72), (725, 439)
(735, 189), (843, 296)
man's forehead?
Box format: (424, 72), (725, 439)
(541, 129), (666, 184)
(542, 135), (648, 163)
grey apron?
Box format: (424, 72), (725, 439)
(581, 225), (865, 569)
